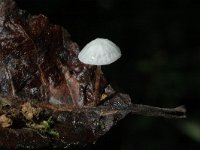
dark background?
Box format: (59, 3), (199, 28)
(15, 0), (200, 150)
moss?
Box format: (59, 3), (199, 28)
(27, 116), (59, 138)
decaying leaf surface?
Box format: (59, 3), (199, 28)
(0, 93), (132, 149)
(0, 114), (12, 128)
(0, 0), (186, 149)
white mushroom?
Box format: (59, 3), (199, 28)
(78, 38), (121, 105)
(78, 38), (121, 65)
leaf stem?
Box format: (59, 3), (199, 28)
(131, 104), (186, 119)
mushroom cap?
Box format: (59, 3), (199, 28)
(78, 38), (121, 65)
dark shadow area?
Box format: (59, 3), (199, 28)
(13, 0), (200, 149)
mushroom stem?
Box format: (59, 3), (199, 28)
(95, 65), (101, 105)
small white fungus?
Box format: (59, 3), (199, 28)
(78, 38), (121, 65)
